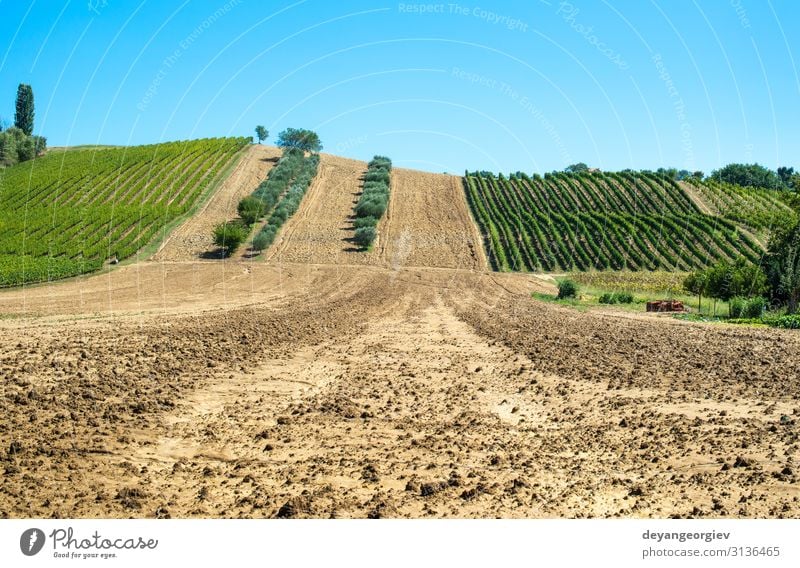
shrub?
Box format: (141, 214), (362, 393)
(615, 292), (634, 303)
(773, 314), (800, 329)
(354, 226), (376, 248)
(743, 296), (767, 319)
(364, 170), (390, 184)
(557, 279), (579, 299)
(354, 216), (377, 229)
(598, 291), (633, 304)
(355, 197), (387, 218)
(212, 221), (247, 255)
(238, 196), (264, 225)
(729, 296), (746, 318)
(251, 231), (272, 252)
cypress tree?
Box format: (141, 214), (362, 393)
(14, 84), (34, 135)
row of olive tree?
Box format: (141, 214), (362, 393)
(213, 128), (321, 256)
(352, 156), (392, 249)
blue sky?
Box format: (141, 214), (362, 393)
(1, 0), (798, 174)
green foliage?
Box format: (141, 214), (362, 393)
(773, 314), (800, 329)
(237, 196), (265, 226)
(213, 221), (247, 254)
(275, 127), (322, 153)
(254, 125), (268, 144)
(352, 156), (391, 252)
(0, 126), (45, 167)
(14, 84), (34, 135)
(599, 291), (634, 304)
(557, 279), (579, 299)
(565, 162), (588, 173)
(251, 231), (272, 252)
(729, 296), (746, 318)
(709, 163), (785, 191)
(0, 137), (248, 285)
(743, 296), (767, 319)
(244, 153), (320, 253)
(464, 170), (769, 273)
(353, 216), (377, 229)
(765, 221), (800, 313)
(354, 226), (376, 248)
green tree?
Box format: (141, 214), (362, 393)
(766, 222), (800, 313)
(353, 226), (376, 248)
(237, 196), (265, 225)
(14, 84), (34, 136)
(212, 222), (247, 256)
(565, 162), (588, 173)
(710, 163), (784, 190)
(276, 128), (322, 153)
(254, 125), (268, 144)
(778, 166), (795, 188)
(0, 130), (18, 166)
(683, 270), (708, 312)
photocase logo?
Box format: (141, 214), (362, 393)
(20, 528), (46, 556)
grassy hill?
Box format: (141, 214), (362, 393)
(0, 137), (248, 285)
(464, 170), (796, 272)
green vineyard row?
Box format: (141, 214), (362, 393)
(0, 137), (249, 285)
(464, 170), (771, 272)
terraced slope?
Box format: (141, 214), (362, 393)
(464, 171), (766, 272)
(0, 137), (248, 285)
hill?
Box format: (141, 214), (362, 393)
(464, 170), (794, 272)
(0, 137), (248, 285)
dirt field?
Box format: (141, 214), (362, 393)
(270, 155), (484, 270)
(1, 159), (799, 519)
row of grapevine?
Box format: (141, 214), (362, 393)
(464, 171), (766, 272)
(0, 137), (249, 285)
(685, 178), (797, 231)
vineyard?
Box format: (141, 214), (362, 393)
(464, 170), (769, 272)
(0, 137), (248, 285)
(684, 178), (797, 232)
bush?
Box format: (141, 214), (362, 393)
(729, 296), (746, 318)
(773, 314), (800, 329)
(743, 296), (767, 319)
(598, 291), (634, 304)
(212, 221), (247, 255)
(251, 231), (272, 252)
(364, 170), (390, 184)
(354, 216), (377, 229)
(354, 226), (376, 248)
(355, 197), (387, 218)
(557, 279), (579, 299)
(238, 196), (264, 225)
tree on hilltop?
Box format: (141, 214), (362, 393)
(276, 128), (322, 153)
(14, 84), (34, 136)
(254, 125), (268, 144)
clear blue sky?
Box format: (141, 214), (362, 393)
(1, 0), (798, 174)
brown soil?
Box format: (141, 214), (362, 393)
(1, 160), (799, 520)
(269, 155), (484, 270)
